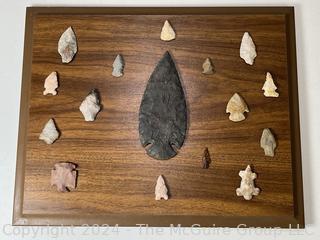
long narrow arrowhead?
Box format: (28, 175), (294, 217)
(139, 51), (187, 160)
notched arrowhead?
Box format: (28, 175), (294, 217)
(139, 51), (187, 160)
(51, 162), (77, 192)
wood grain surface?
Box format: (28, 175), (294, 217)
(13, 7), (304, 227)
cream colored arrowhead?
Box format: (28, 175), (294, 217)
(226, 93), (249, 122)
(260, 128), (277, 157)
(79, 89), (101, 121)
(39, 118), (60, 144)
(160, 20), (176, 41)
(236, 165), (260, 200)
(202, 58), (214, 74)
(155, 175), (168, 200)
(240, 32), (257, 65)
(262, 72), (279, 97)
(58, 26), (77, 63)
(43, 71), (58, 95)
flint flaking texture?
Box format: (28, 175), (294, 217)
(260, 128), (277, 157)
(226, 93), (249, 122)
(236, 165), (260, 200)
(262, 72), (279, 97)
(51, 162), (77, 192)
(79, 89), (101, 121)
(39, 118), (60, 144)
(58, 27), (77, 63)
(240, 32), (257, 65)
(43, 71), (58, 95)
(112, 54), (125, 77)
(160, 20), (176, 41)
(139, 51), (187, 160)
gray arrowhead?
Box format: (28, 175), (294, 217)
(139, 51), (187, 160)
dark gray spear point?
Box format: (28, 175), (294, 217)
(139, 51), (187, 160)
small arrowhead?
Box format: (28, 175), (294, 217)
(262, 72), (279, 97)
(226, 93), (249, 122)
(160, 20), (176, 41)
(202, 58), (214, 74)
(240, 32), (257, 65)
(260, 128), (277, 157)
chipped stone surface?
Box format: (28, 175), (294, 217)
(39, 119), (59, 144)
(58, 27), (77, 63)
(112, 54), (125, 77)
(139, 51), (187, 160)
(240, 32), (257, 65)
(155, 175), (168, 200)
(262, 72), (279, 97)
(226, 93), (249, 122)
(202, 58), (214, 74)
(51, 162), (77, 192)
(79, 89), (101, 121)
(160, 20), (176, 41)
(260, 128), (277, 157)
(43, 71), (58, 95)
(236, 165), (260, 200)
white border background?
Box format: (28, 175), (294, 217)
(0, 0), (319, 239)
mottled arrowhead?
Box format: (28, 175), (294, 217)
(58, 27), (77, 63)
(139, 51), (187, 160)
(51, 162), (77, 192)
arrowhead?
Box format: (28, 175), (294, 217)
(240, 32), (257, 65)
(58, 27), (77, 63)
(226, 93), (249, 122)
(160, 20), (176, 41)
(139, 51), (187, 160)
(260, 128), (277, 157)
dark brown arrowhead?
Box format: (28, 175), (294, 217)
(139, 51), (187, 160)
(202, 147), (211, 169)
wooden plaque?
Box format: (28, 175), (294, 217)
(13, 7), (304, 227)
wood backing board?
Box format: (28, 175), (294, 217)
(13, 7), (304, 227)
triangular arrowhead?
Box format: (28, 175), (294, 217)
(160, 20), (176, 41)
(226, 93), (249, 122)
(202, 58), (214, 74)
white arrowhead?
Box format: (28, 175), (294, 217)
(155, 175), (169, 200)
(240, 32), (257, 65)
(39, 119), (59, 144)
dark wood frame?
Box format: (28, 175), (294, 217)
(13, 7), (304, 228)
